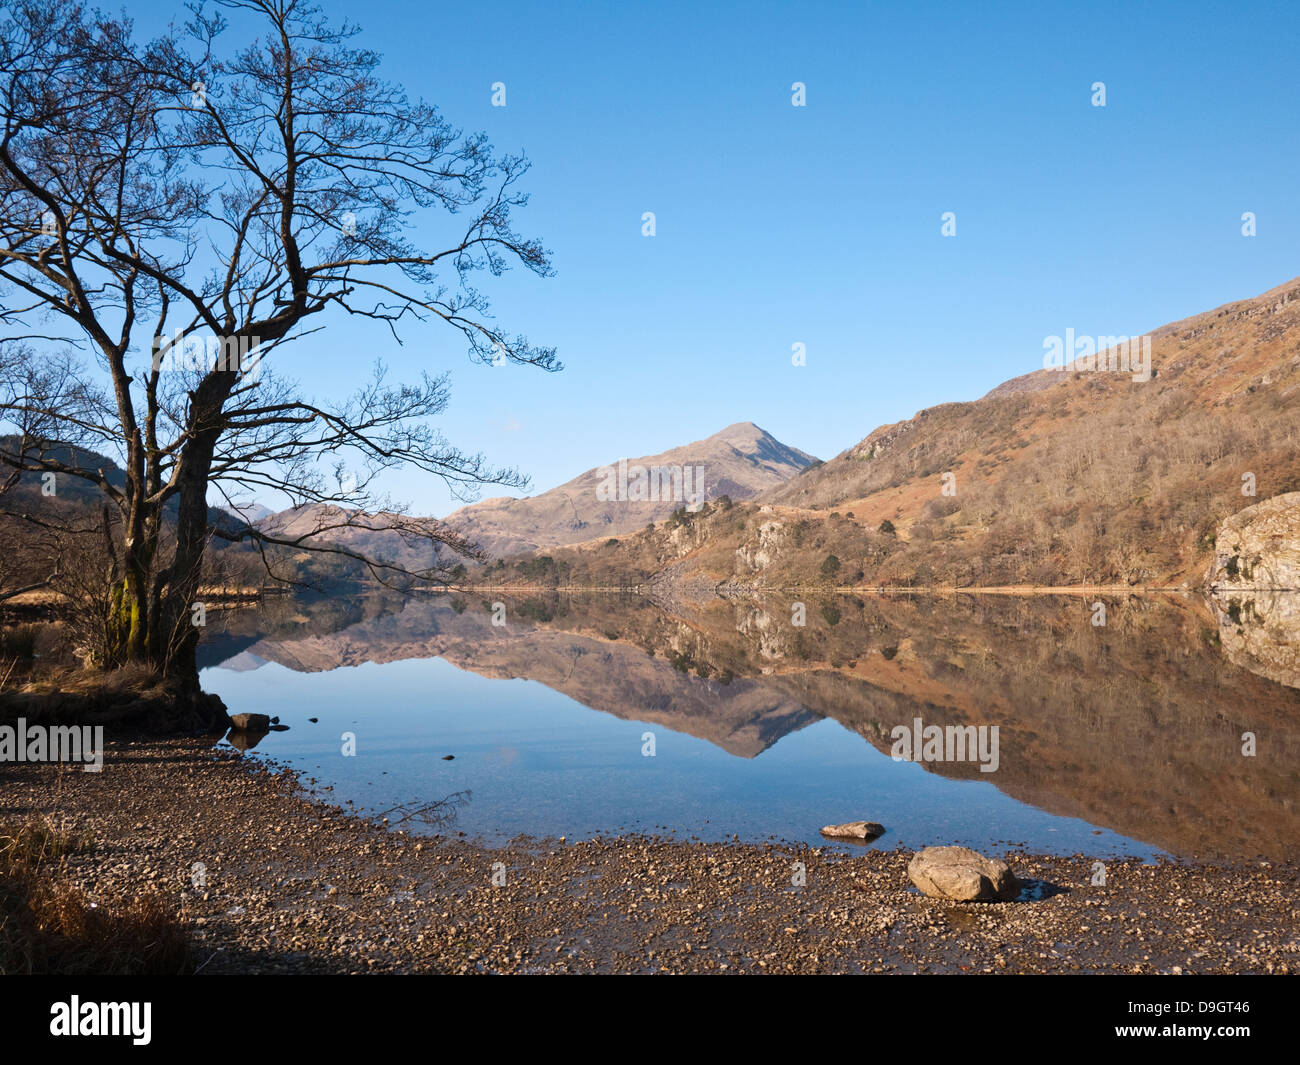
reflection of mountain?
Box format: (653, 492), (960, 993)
(203, 592), (1300, 859)
(219, 599), (817, 757)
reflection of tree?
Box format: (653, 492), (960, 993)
(371, 790), (471, 831)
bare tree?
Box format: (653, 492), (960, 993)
(0, 0), (558, 716)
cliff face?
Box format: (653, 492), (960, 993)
(1208, 491), (1300, 689)
(1208, 491), (1300, 591)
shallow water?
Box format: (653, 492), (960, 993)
(198, 591), (1300, 860)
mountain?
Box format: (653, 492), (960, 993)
(250, 504), (443, 577)
(540, 276), (1300, 590)
(220, 501), (274, 525)
(248, 423), (815, 575)
(440, 421), (817, 558)
(0, 436), (256, 537)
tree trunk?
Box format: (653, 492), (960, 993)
(158, 414), (226, 725)
(98, 425), (228, 730)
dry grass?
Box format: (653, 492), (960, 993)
(13, 661), (162, 699)
(0, 815), (194, 975)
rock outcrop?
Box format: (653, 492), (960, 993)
(1207, 492), (1300, 689)
(1208, 491), (1300, 592)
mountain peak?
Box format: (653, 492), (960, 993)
(441, 422), (818, 557)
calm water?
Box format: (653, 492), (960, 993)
(198, 591), (1300, 860)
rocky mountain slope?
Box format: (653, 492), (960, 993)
(538, 276), (1300, 590)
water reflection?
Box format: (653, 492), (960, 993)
(199, 590), (1300, 859)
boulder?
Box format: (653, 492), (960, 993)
(908, 846), (1020, 902)
(820, 820), (885, 840)
(228, 712), (271, 732)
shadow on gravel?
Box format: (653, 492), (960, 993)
(1016, 878), (1068, 902)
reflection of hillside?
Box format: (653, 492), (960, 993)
(640, 593), (1300, 859)
(207, 592), (1300, 859)
(225, 599), (818, 758)
(197, 592), (401, 671)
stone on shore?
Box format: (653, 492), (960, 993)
(908, 846), (1020, 902)
(229, 712), (271, 732)
(820, 820), (885, 840)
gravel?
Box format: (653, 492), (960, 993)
(3, 738), (1296, 975)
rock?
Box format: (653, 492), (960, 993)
(229, 712), (271, 732)
(820, 820), (885, 840)
(441, 755), (455, 760)
(1207, 491), (1300, 592)
(1207, 492), (1300, 689)
(908, 846), (1020, 902)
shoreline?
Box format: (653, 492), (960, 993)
(2, 737), (1294, 974)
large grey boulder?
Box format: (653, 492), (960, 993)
(908, 846), (1020, 902)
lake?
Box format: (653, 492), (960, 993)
(198, 590), (1300, 860)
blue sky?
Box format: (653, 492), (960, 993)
(130, 1), (1300, 514)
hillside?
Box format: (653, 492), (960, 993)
(529, 276), (1300, 590)
(251, 504), (454, 578)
